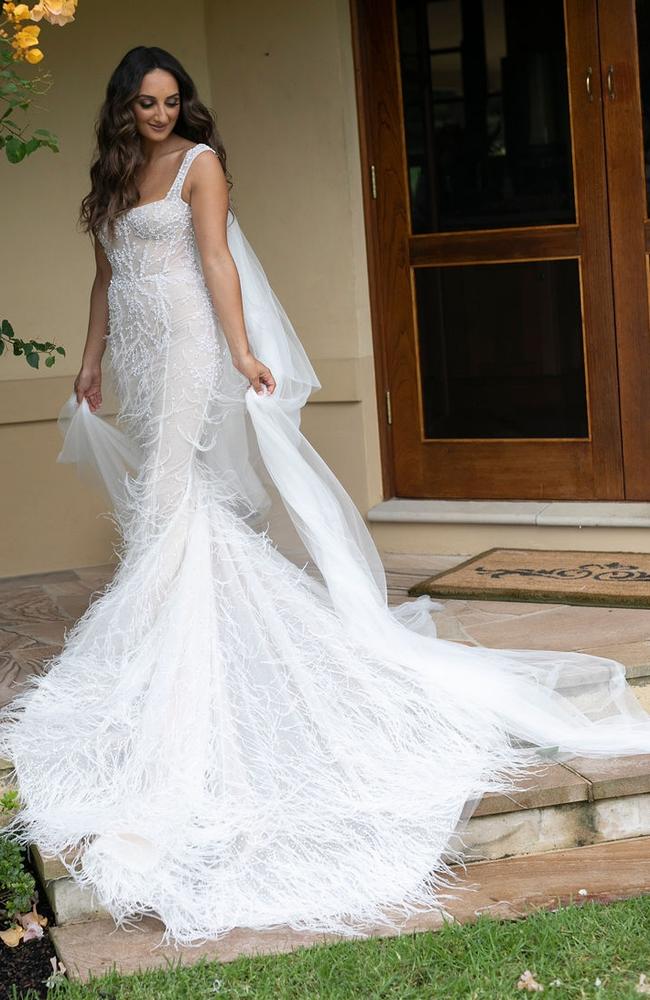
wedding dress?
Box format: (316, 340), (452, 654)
(3, 142), (650, 949)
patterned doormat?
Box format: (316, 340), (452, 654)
(407, 548), (650, 608)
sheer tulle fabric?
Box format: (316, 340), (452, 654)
(3, 143), (650, 949)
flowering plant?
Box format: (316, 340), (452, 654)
(0, 1), (77, 163)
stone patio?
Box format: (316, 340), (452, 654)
(3, 554), (650, 980)
(48, 836), (650, 982)
(4, 554), (650, 709)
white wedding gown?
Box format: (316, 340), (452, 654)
(3, 142), (650, 949)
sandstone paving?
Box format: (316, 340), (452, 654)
(573, 639), (650, 674)
(0, 570), (78, 595)
(48, 836), (650, 983)
(635, 687), (650, 712)
(562, 753), (650, 799)
(472, 761), (589, 817)
(457, 605), (650, 653)
(1, 561), (649, 693)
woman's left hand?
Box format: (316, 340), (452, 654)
(233, 352), (276, 395)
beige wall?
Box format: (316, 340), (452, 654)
(1, 0), (217, 576)
(1, 0), (387, 577)
(204, 0), (383, 507)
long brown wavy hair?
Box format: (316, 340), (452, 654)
(79, 46), (233, 239)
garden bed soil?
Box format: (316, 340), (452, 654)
(0, 846), (58, 1000)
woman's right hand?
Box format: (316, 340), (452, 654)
(232, 351), (277, 395)
(74, 365), (102, 412)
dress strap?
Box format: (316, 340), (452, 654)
(169, 143), (217, 199)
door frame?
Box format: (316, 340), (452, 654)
(350, 0), (396, 498)
(349, 0), (636, 501)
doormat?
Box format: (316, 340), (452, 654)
(407, 548), (650, 609)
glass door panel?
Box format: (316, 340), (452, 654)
(413, 259), (588, 439)
(397, 0), (576, 233)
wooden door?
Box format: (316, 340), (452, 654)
(351, 0), (627, 500)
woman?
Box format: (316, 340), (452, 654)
(2, 45), (650, 949)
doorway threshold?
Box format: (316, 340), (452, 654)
(366, 499), (650, 528)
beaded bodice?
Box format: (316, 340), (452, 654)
(97, 143), (218, 286)
(98, 143), (226, 447)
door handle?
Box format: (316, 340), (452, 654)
(607, 64), (616, 100)
(586, 65), (593, 101)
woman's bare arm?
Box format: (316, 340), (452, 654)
(185, 151), (276, 395)
(74, 237), (111, 411)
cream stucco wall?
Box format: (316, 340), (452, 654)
(203, 0), (383, 507)
(1, 0), (386, 577)
(1, 0), (216, 575)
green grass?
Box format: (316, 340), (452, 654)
(17, 895), (650, 1000)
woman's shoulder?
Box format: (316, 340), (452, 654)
(183, 141), (214, 155)
(183, 144), (220, 174)
(171, 141), (213, 163)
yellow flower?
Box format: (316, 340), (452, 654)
(11, 23), (40, 47)
(29, 0), (76, 25)
(2, 1), (17, 21)
(24, 46), (43, 62)
(2, 1), (31, 23)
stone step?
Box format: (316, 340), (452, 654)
(28, 752), (650, 926)
(451, 753), (650, 864)
(384, 562), (650, 685)
(49, 835), (650, 983)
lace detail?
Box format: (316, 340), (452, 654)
(97, 145), (225, 462)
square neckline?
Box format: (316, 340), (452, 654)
(128, 143), (200, 214)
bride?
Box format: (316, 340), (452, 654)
(2, 45), (650, 950)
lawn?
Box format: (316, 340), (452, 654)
(15, 894), (650, 1000)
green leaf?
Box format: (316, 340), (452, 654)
(12, 342), (23, 356)
(0, 81), (18, 95)
(26, 352), (39, 369)
(0, 340), (4, 356)
(0, 789), (19, 811)
(55, 346), (65, 356)
(5, 136), (25, 163)
(31, 129), (59, 152)
(23, 137), (40, 156)
(45, 355), (55, 368)
(2, 320), (14, 339)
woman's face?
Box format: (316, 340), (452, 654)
(132, 68), (181, 142)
